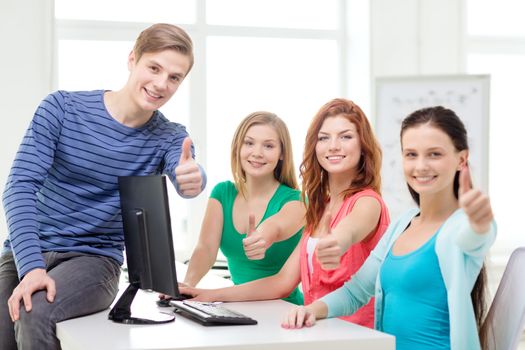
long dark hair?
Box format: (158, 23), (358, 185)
(400, 106), (488, 348)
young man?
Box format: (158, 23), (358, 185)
(0, 23), (205, 350)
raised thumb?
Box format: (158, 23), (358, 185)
(458, 165), (472, 196)
(179, 137), (193, 163)
(247, 214), (256, 236)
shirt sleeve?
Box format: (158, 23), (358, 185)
(209, 181), (229, 203)
(281, 187), (301, 203)
(454, 210), (497, 259)
(2, 91), (66, 278)
(320, 217), (396, 318)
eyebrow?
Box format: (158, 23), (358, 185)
(403, 146), (446, 152)
(148, 59), (186, 78)
(318, 129), (354, 135)
(245, 135), (278, 142)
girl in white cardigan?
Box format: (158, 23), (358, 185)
(282, 106), (496, 350)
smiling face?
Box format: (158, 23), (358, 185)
(315, 115), (362, 177)
(126, 49), (190, 113)
(239, 124), (282, 180)
(401, 123), (468, 199)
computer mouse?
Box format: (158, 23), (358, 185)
(178, 293), (193, 300)
(156, 298), (173, 307)
(156, 294), (193, 307)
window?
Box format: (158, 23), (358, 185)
(55, 0), (196, 23)
(467, 0), (525, 37)
(58, 40), (131, 91)
(54, 0), (366, 259)
(466, 0), (525, 256)
(206, 0), (337, 29)
(206, 36), (338, 185)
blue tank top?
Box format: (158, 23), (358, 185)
(380, 230), (450, 350)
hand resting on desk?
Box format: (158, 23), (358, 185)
(156, 284), (194, 307)
(178, 286), (218, 302)
(281, 301), (328, 329)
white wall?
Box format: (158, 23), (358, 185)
(0, 0), (54, 243)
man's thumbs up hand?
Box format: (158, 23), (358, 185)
(179, 137), (193, 164)
(174, 137), (202, 197)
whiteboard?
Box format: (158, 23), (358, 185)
(374, 75), (490, 220)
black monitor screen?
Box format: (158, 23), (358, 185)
(118, 175), (181, 297)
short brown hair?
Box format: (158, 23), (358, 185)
(133, 23), (194, 75)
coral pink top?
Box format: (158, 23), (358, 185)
(299, 189), (390, 328)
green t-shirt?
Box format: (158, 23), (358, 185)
(210, 181), (304, 305)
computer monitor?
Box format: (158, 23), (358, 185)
(109, 175), (183, 324)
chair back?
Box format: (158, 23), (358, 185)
(484, 247), (525, 350)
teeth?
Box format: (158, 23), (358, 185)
(327, 156), (344, 160)
(145, 89), (161, 99)
(416, 176), (434, 182)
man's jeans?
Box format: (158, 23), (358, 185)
(0, 251), (120, 350)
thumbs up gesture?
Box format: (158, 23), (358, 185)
(315, 211), (342, 270)
(174, 137), (203, 197)
(458, 166), (493, 234)
(243, 214), (268, 260)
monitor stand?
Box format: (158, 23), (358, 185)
(108, 284), (175, 324)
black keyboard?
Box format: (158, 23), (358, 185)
(170, 300), (257, 326)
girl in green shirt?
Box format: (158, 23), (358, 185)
(183, 111), (305, 304)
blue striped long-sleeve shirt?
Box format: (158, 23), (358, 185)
(3, 90), (204, 278)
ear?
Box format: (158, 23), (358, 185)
(457, 149), (469, 170)
(127, 50), (136, 71)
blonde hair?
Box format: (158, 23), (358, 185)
(133, 23), (194, 75)
(231, 112), (298, 198)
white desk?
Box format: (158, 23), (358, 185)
(57, 264), (394, 350)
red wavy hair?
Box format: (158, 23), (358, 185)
(300, 98), (382, 232)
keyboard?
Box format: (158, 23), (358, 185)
(170, 300), (257, 326)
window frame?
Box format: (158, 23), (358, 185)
(54, 0), (363, 259)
